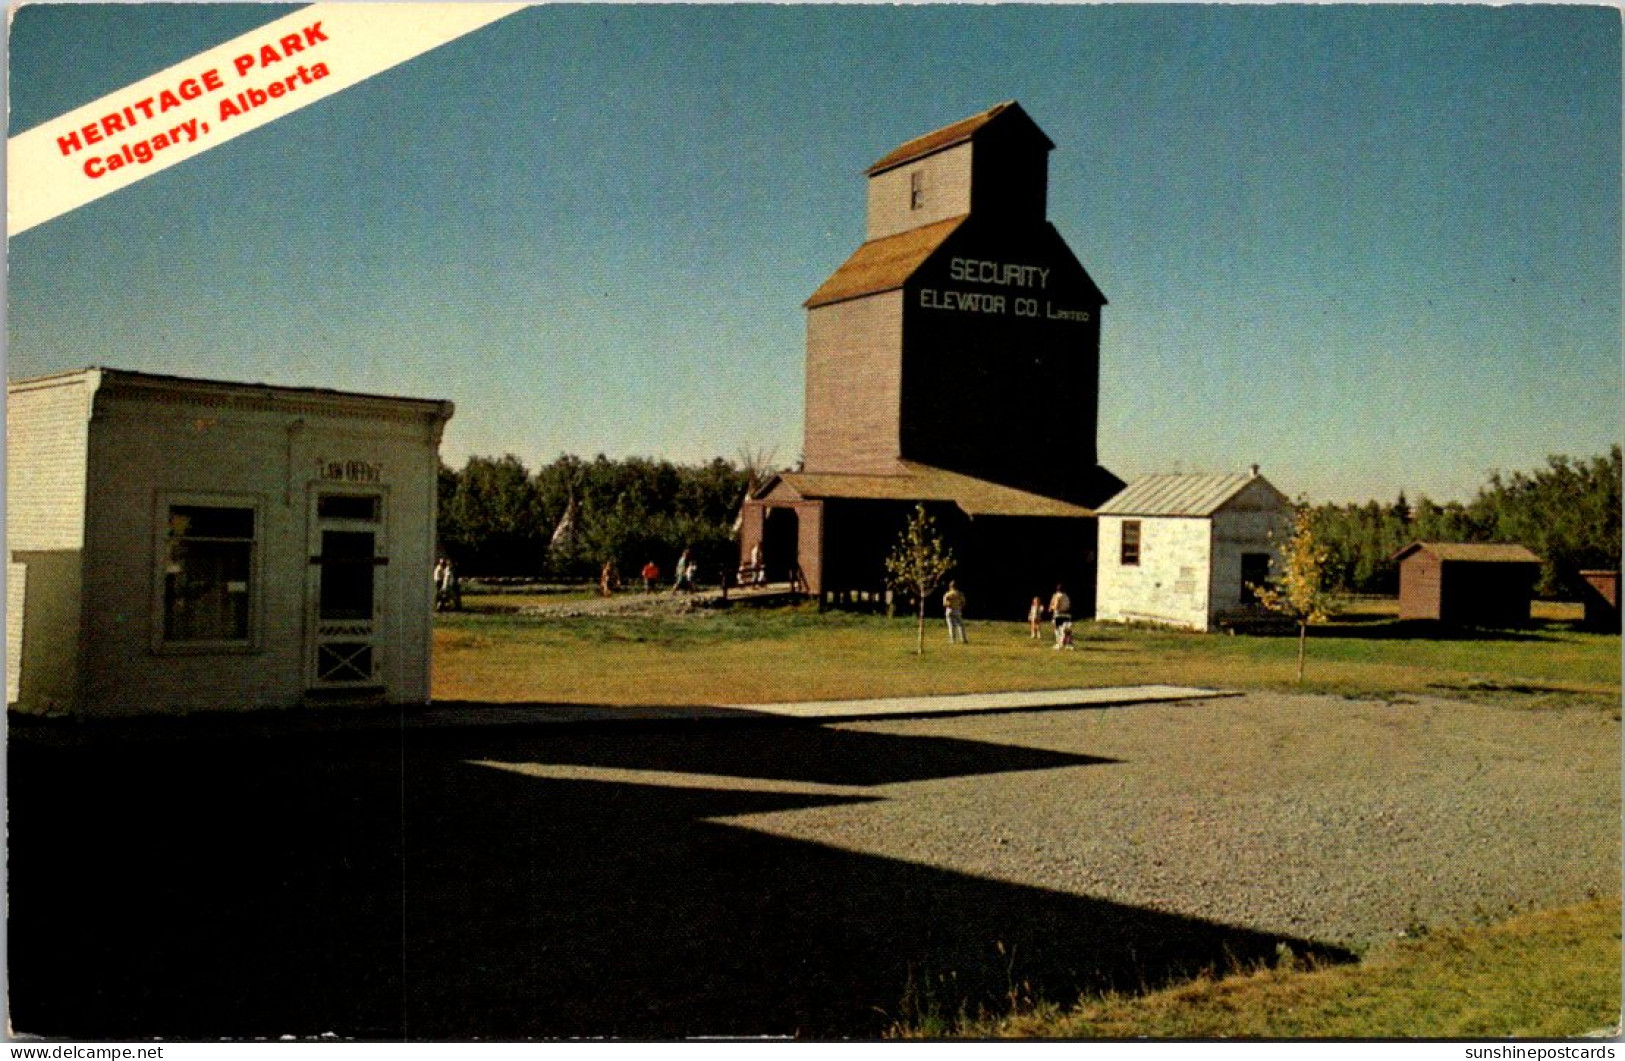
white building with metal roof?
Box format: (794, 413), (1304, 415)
(1094, 469), (1291, 631)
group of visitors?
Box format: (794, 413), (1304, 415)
(941, 582), (1076, 649)
(668, 548), (699, 594)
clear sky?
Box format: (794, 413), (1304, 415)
(7, 3), (1620, 504)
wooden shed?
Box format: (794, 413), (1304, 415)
(1577, 569), (1619, 630)
(1391, 542), (1542, 627)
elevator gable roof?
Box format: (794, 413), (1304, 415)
(866, 101), (1053, 176)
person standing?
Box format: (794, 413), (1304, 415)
(641, 560), (660, 593)
(1027, 596), (1044, 640)
(1049, 584), (1072, 650)
(433, 558), (449, 611)
(943, 581), (968, 644)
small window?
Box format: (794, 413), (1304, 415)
(164, 504), (255, 643)
(909, 169), (925, 210)
(1120, 521), (1142, 566)
(317, 494), (380, 522)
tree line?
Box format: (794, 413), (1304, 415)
(437, 446), (1621, 598)
(437, 453), (753, 580)
(1307, 447), (1620, 597)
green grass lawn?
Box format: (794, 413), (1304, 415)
(897, 896), (1621, 1039)
(903, 896), (1625, 1033)
(433, 602), (1620, 710)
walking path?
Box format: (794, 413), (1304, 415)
(721, 684), (1233, 721)
(11, 685), (1231, 744)
(419, 684), (1231, 728)
(507, 582), (800, 618)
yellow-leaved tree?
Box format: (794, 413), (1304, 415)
(1253, 505), (1335, 682)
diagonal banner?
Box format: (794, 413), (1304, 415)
(8, 3), (525, 235)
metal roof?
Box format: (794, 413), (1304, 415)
(1391, 542), (1543, 564)
(804, 215), (966, 309)
(1096, 472), (1284, 517)
(865, 101), (1052, 176)
(762, 461), (1095, 519)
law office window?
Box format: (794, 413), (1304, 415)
(163, 504), (255, 643)
(909, 169), (925, 210)
(317, 494), (380, 522)
(1120, 521), (1142, 566)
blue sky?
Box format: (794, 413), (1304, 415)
(8, 3), (1620, 503)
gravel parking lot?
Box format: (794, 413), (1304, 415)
(11, 690), (1618, 1038)
(711, 691), (1621, 950)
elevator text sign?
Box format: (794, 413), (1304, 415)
(918, 257), (1091, 322)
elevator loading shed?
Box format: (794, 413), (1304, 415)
(1094, 471), (1291, 632)
(1391, 541), (1543, 627)
(6, 368), (454, 717)
(740, 101), (1123, 614)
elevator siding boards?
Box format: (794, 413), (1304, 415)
(749, 102), (1121, 612)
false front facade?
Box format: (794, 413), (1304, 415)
(7, 368), (453, 717)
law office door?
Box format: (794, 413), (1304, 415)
(307, 490), (388, 693)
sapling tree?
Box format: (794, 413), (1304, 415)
(885, 504), (956, 656)
(1253, 505), (1335, 682)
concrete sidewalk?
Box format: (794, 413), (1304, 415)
(11, 685), (1234, 745)
(420, 684), (1233, 729)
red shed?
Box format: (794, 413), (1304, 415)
(1577, 570), (1620, 630)
(1391, 542), (1543, 627)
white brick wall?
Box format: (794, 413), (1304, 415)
(1096, 516), (1212, 630)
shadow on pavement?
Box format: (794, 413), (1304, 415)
(9, 719), (1353, 1039)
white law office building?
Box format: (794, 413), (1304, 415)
(6, 368), (453, 718)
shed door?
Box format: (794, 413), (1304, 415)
(306, 491), (388, 693)
(1239, 552), (1271, 605)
